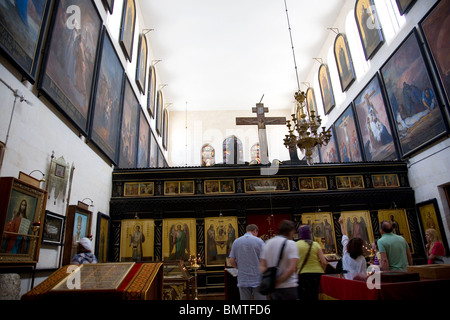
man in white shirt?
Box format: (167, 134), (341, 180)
(229, 224), (266, 300)
(260, 220), (299, 300)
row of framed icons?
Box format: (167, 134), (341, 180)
(122, 174), (400, 197)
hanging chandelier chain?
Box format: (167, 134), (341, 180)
(283, 0), (301, 93)
(282, 1), (332, 164)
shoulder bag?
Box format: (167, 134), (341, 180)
(259, 239), (287, 295)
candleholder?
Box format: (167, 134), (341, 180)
(188, 254), (202, 300)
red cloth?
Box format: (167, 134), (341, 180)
(320, 275), (379, 300)
(320, 274), (450, 300)
(247, 214), (291, 239)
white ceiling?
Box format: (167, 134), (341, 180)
(137, 0), (346, 112)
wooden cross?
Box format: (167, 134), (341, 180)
(236, 103), (286, 164)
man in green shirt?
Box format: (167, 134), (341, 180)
(378, 220), (413, 271)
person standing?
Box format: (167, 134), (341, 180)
(229, 224), (266, 300)
(260, 220), (299, 300)
(377, 220), (412, 271)
(296, 225), (328, 301)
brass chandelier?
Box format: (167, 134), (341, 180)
(283, 91), (332, 164)
(281, 0), (332, 164)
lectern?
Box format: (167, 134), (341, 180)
(22, 262), (163, 300)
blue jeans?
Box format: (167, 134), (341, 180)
(238, 287), (267, 300)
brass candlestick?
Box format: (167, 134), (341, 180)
(188, 254), (202, 300)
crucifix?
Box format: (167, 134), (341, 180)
(236, 100), (286, 164)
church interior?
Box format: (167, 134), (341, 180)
(1, 0), (450, 302)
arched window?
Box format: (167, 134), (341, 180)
(251, 143), (260, 163)
(201, 144), (215, 166)
(223, 136), (243, 164)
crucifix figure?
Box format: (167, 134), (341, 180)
(236, 103), (286, 164)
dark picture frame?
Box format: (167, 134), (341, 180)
(204, 180), (235, 194)
(372, 174), (400, 188)
(299, 177), (328, 191)
(416, 198), (450, 256)
(118, 78), (140, 168)
(354, 0), (384, 60)
(158, 147), (165, 168)
(136, 34), (148, 94)
(378, 209), (414, 253)
(0, 0), (51, 83)
(55, 164), (65, 178)
(137, 110), (150, 168)
(119, 0), (136, 62)
(102, 0), (115, 14)
(334, 33), (356, 92)
(306, 87), (318, 118)
(301, 212), (336, 254)
(155, 90), (164, 135)
(319, 126), (340, 163)
(380, 29), (448, 158)
(334, 105), (363, 162)
(395, 0), (416, 16)
(162, 108), (169, 150)
(336, 175), (365, 189)
(420, 0), (450, 106)
(38, 0), (103, 134)
(149, 130), (158, 168)
(164, 181), (195, 195)
(89, 29), (125, 165)
(162, 218), (195, 262)
(0, 177), (47, 264)
(147, 65), (157, 118)
(204, 217), (237, 266)
(95, 212), (110, 263)
(353, 74), (397, 161)
(63, 204), (92, 265)
(121, 219), (155, 262)
(244, 178), (290, 193)
(318, 64), (336, 115)
(42, 210), (65, 246)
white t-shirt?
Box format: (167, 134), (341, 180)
(341, 235), (367, 274)
(260, 235), (299, 288)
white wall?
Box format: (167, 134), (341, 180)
(0, 0), (167, 295)
(298, 0), (450, 245)
(168, 109), (293, 167)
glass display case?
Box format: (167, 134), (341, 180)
(163, 260), (194, 300)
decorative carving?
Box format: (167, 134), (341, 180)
(46, 153), (70, 205)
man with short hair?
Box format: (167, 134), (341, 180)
(259, 220), (299, 300)
(229, 224), (266, 300)
(377, 220), (413, 271)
